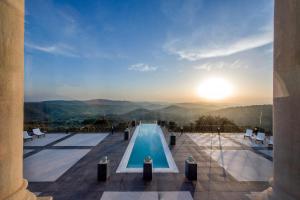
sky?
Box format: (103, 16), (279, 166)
(25, 0), (274, 105)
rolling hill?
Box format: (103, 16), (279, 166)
(24, 99), (272, 129)
(207, 105), (273, 130)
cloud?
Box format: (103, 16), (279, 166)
(25, 43), (79, 57)
(193, 60), (247, 71)
(193, 62), (223, 71)
(129, 63), (158, 72)
(165, 31), (273, 61)
(25, 42), (126, 60)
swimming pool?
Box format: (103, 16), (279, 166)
(116, 123), (178, 173)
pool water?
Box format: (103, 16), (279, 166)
(127, 124), (169, 168)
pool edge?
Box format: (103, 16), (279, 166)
(116, 124), (178, 173)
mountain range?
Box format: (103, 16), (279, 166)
(24, 99), (272, 130)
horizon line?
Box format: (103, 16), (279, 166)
(24, 97), (273, 106)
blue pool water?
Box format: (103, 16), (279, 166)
(127, 124), (169, 168)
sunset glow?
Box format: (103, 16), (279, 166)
(24, 0), (273, 105)
(197, 77), (233, 101)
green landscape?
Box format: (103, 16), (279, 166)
(24, 99), (272, 133)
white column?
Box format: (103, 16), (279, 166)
(0, 1), (51, 199)
(252, 1), (300, 199)
(271, 0), (300, 199)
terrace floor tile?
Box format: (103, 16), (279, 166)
(24, 149), (34, 154)
(258, 150), (273, 157)
(26, 133), (271, 200)
(204, 150), (273, 181)
(24, 133), (70, 147)
(24, 149), (90, 182)
(188, 134), (241, 147)
(100, 192), (158, 200)
(54, 133), (108, 146)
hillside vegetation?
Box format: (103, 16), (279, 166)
(24, 99), (272, 132)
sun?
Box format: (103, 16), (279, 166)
(197, 77), (233, 101)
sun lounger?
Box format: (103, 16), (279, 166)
(255, 132), (265, 144)
(244, 129), (253, 138)
(32, 128), (45, 137)
(23, 131), (33, 141)
(268, 136), (273, 146)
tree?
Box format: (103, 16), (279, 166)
(168, 121), (177, 131)
(194, 115), (240, 132)
(94, 118), (110, 131)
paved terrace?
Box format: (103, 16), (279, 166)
(24, 131), (273, 200)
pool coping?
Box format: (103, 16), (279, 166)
(116, 124), (179, 173)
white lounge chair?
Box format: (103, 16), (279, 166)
(32, 128), (45, 137)
(23, 131), (33, 141)
(244, 129), (253, 138)
(255, 132), (265, 144)
(268, 136), (273, 146)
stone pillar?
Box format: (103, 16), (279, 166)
(0, 1), (51, 200)
(271, 0), (300, 199)
(250, 1), (300, 200)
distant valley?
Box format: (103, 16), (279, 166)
(24, 99), (272, 131)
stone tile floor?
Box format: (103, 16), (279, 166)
(24, 149), (34, 154)
(203, 150), (272, 181)
(188, 133), (241, 147)
(24, 132), (272, 200)
(24, 149), (91, 182)
(258, 150), (273, 158)
(54, 133), (108, 146)
(24, 133), (70, 147)
(100, 191), (193, 200)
